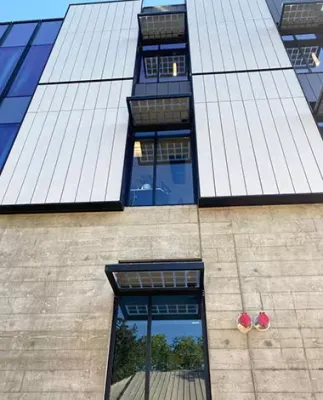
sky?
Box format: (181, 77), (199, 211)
(1, 0), (111, 22)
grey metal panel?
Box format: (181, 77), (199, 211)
(187, 0), (291, 73)
(40, 1), (140, 83)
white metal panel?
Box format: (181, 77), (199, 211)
(231, 101), (262, 195)
(272, 70), (292, 99)
(91, 108), (118, 202)
(61, 109), (94, 202)
(106, 107), (129, 201)
(204, 0), (224, 72)
(61, 83), (78, 111)
(28, 86), (46, 113)
(256, 99), (294, 193)
(186, 0), (202, 74)
(206, 102), (231, 196)
(46, 110), (82, 203)
(50, 84), (68, 112)
(218, 22), (235, 72)
(31, 111), (71, 204)
(73, 83), (90, 110)
(219, 101), (246, 196)
(84, 82), (100, 110)
(255, 18), (280, 69)
(39, 1), (139, 83)
(2, 113), (47, 205)
(226, 21), (246, 71)
(245, 19), (269, 70)
(76, 109), (106, 202)
(294, 97), (323, 174)
(264, 18), (291, 68)
(194, 103), (216, 198)
(0, 113), (36, 202)
(192, 76), (205, 103)
(269, 98), (310, 193)
(108, 81), (122, 109)
(215, 75), (230, 102)
(235, 22), (257, 71)
(283, 70), (304, 98)
(237, 73), (254, 101)
(113, 29), (129, 79)
(195, 0), (213, 73)
(96, 81), (112, 109)
(80, 31), (102, 81)
(260, 71), (279, 99)
(226, 74), (242, 101)
(91, 30), (112, 80)
(102, 29), (120, 79)
(124, 29), (139, 78)
(244, 100), (278, 194)
(38, 85), (57, 112)
(282, 98), (323, 192)
(203, 75), (217, 102)
(17, 112), (59, 204)
(249, 72), (266, 100)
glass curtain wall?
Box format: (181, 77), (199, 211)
(0, 20), (62, 172)
(108, 295), (207, 400)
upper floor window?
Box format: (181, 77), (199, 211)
(127, 130), (195, 206)
(282, 33), (323, 73)
(138, 44), (188, 83)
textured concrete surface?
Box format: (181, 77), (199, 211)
(1, 204), (323, 399)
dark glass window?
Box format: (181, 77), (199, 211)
(0, 124), (19, 171)
(0, 47), (24, 95)
(0, 97), (31, 124)
(108, 294), (208, 400)
(2, 23), (37, 47)
(8, 45), (52, 97)
(128, 132), (195, 206)
(32, 21), (62, 45)
(0, 25), (8, 42)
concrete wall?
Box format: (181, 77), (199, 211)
(1, 204), (323, 398)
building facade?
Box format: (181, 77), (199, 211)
(1, 0), (323, 399)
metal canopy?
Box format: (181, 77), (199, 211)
(127, 94), (192, 128)
(105, 261), (204, 295)
(138, 11), (186, 43)
(280, 2), (323, 33)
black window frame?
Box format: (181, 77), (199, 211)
(104, 261), (212, 400)
(125, 129), (197, 206)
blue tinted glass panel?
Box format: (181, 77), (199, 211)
(129, 139), (154, 206)
(0, 124), (19, 171)
(155, 137), (194, 205)
(9, 45), (52, 97)
(32, 21), (62, 45)
(2, 23), (37, 47)
(0, 97), (31, 124)
(0, 25), (8, 42)
(0, 47), (24, 96)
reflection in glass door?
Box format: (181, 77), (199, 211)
(107, 295), (209, 400)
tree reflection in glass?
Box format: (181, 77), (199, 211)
(109, 295), (207, 399)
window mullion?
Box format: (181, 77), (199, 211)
(152, 134), (157, 206)
(145, 296), (152, 400)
